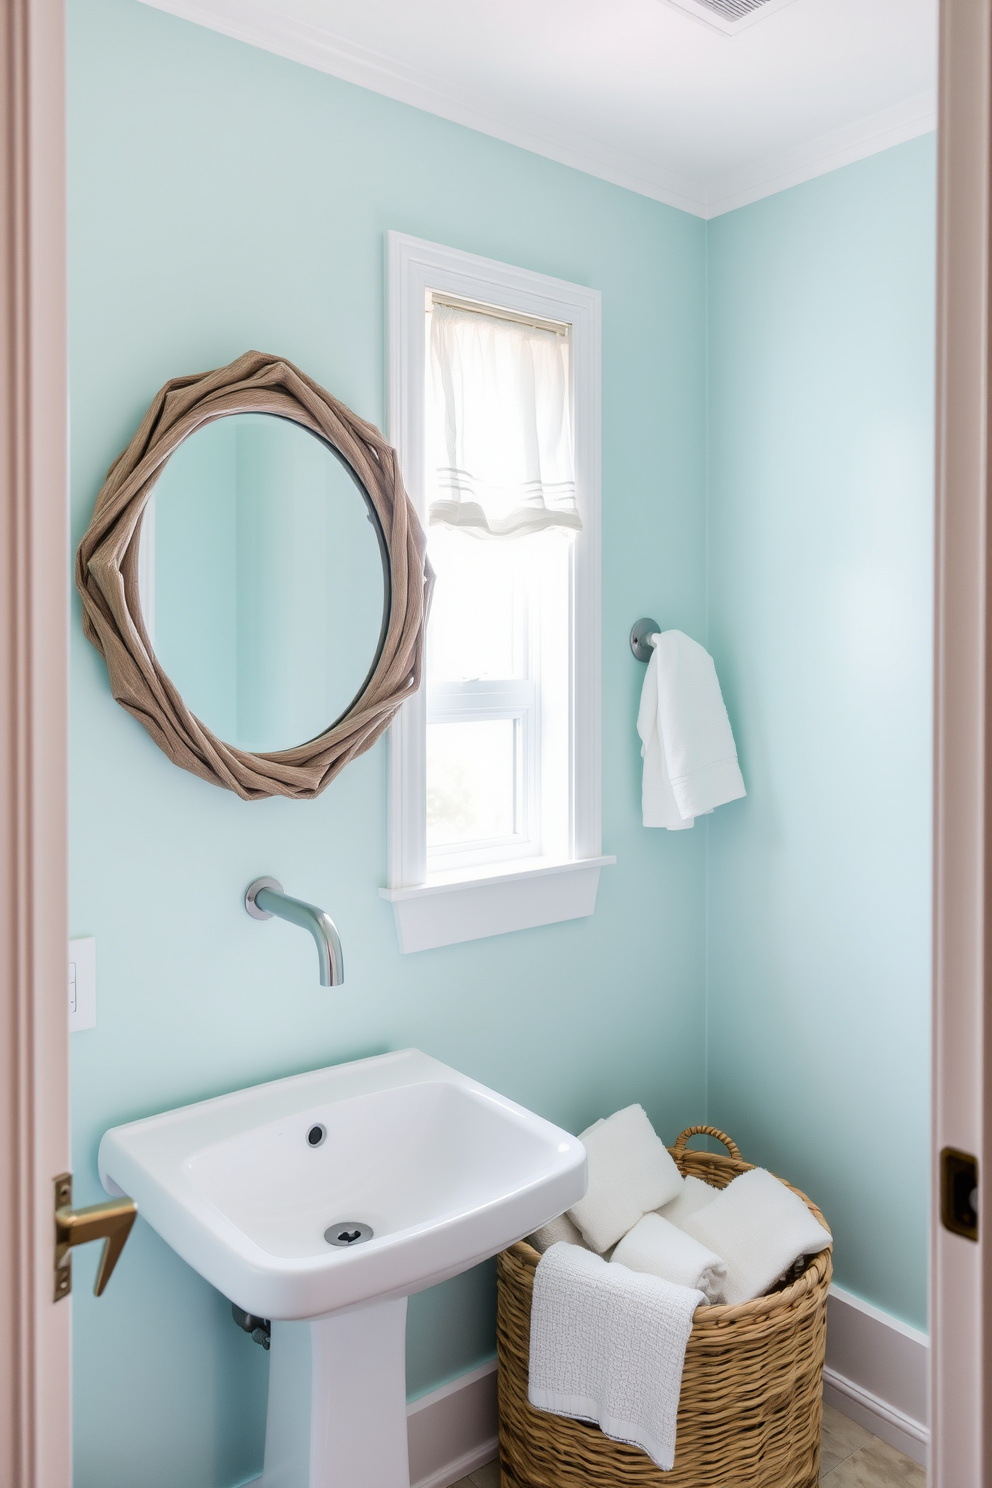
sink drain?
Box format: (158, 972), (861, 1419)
(324, 1221), (374, 1248)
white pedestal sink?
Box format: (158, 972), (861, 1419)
(99, 1049), (586, 1488)
(262, 1302), (411, 1488)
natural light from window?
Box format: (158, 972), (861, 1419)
(423, 296), (577, 873)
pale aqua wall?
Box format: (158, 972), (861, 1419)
(69, 0), (935, 1475)
(705, 136), (935, 1331)
(67, 3), (708, 1485)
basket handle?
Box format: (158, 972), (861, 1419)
(672, 1125), (742, 1162)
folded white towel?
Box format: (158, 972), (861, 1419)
(529, 1213), (592, 1253)
(657, 1174), (719, 1229)
(529, 1242), (704, 1471)
(568, 1105), (685, 1254)
(637, 629), (746, 829)
(612, 1213), (727, 1304)
(683, 1168), (832, 1306)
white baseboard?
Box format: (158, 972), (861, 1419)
(824, 1284), (929, 1468)
(823, 1368), (927, 1465)
(409, 1435), (499, 1488)
(239, 1358), (498, 1488)
(407, 1359), (498, 1488)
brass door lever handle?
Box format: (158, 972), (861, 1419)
(54, 1173), (137, 1301)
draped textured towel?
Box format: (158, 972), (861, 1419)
(428, 303), (582, 538)
(528, 1242), (704, 1472)
(75, 350), (434, 801)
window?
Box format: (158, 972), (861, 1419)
(425, 299), (575, 874)
(380, 235), (613, 952)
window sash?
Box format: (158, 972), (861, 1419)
(427, 679), (536, 719)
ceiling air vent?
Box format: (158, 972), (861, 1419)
(660, 0), (799, 36)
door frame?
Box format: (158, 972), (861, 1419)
(931, 1), (992, 1483)
(0, 0), (71, 1484)
(1, 0), (989, 1484)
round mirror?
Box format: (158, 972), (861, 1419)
(76, 351), (432, 800)
(141, 413), (388, 754)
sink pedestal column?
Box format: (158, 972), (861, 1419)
(261, 1296), (410, 1488)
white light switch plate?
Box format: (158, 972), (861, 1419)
(69, 936), (96, 1031)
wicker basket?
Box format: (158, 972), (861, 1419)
(496, 1126), (831, 1488)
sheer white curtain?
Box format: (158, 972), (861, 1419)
(428, 302), (581, 538)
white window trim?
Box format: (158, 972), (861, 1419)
(379, 232), (614, 953)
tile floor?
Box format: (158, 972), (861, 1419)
(453, 1403), (926, 1488)
(819, 1404), (926, 1486)
(452, 1464), (499, 1488)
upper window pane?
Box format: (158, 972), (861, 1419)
(426, 528), (525, 683)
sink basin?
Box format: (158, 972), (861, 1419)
(99, 1049), (586, 1488)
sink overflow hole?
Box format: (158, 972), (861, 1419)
(324, 1221), (374, 1248)
(307, 1124), (326, 1147)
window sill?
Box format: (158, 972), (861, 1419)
(378, 855), (616, 953)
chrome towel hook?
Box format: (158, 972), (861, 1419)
(630, 617), (661, 662)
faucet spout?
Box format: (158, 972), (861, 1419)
(244, 878), (344, 987)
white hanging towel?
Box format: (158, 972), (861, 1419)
(636, 640), (692, 829)
(637, 629), (746, 829)
(528, 1242), (704, 1472)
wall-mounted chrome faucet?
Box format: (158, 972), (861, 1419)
(245, 878), (344, 987)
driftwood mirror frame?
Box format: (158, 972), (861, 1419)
(75, 350), (434, 801)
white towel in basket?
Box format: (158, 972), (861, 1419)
(683, 1167), (832, 1305)
(612, 1213), (727, 1304)
(529, 1242), (704, 1471)
(657, 1174), (719, 1229)
(528, 1212), (592, 1253)
(568, 1105), (685, 1254)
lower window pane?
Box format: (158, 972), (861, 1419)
(427, 719), (516, 848)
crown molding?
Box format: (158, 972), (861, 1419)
(702, 89), (937, 218)
(138, 0), (935, 221)
(136, 0), (707, 214)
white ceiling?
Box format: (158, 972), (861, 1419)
(140, 0), (937, 218)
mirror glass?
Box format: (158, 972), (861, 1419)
(141, 413), (387, 754)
